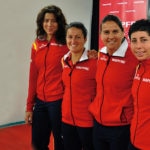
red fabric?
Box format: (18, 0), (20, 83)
(89, 46), (138, 126)
(130, 60), (150, 150)
(61, 51), (97, 127)
(26, 38), (68, 111)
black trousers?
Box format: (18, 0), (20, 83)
(32, 98), (64, 150)
(93, 120), (130, 150)
(128, 142), (139, 150)
(62, 122), (94, 150)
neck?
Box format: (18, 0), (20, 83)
(107, 49), (116, 56)
(47, 35), (53, 42)
(71, 49), (85, 64)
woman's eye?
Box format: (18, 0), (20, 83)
(103, 31), (109, 34)
(141, 38), (148, 42)
(131, 40), (136, 43)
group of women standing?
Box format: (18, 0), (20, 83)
(25, 4), (150, 150)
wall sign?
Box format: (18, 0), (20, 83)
(99, 0), (147, 48)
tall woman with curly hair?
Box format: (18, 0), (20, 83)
(25, 5), (68, 150)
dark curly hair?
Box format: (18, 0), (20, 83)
(36, 5), (67, 44)
(128, 19), (150, 39)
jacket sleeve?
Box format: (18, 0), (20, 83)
(26, 42), (38, 112)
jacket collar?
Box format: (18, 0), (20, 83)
(63, 49), (88, 62)
(100, 38), (128, 57)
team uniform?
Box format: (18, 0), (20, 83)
(61, 49), (97, 150)
(89, 39), (138, 150)
(26, 37), (68, 150)
(129, 59), (150, 150)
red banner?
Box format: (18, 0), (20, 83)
(99, 0), (147, 48)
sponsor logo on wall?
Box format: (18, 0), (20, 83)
(99, 0), (147, 48)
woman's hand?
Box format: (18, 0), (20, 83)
(25, 111), (33, 124)
(87, 49), (98, 59)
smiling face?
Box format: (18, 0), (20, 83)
(130, 31), (150, 61)
(66, 27), (87, 54)
(43, 13), (58, 41)
(100, 21), (124, 55)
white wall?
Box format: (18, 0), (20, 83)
(0, 0), (93, 126)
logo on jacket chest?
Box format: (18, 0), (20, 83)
(64, 65), (89, 71)
(135, 73), (150, 83)
(112, 58), (126, 64)
(100, 56), (126, 64)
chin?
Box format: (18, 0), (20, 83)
(137, 57), (145, 61)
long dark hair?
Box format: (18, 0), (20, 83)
(36, 5), (67, 44)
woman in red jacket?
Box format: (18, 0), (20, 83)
(24, 5), (68, 150)
(89, 14), (138, 150)
(128, 19), (150, 150)
(61, 22), (97, 150)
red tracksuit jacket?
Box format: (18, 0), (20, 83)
(61, 50), (97, 127)
(26, 37), (68, 111)
(130, 59), (150, 150)
(89, 39), (138, 126)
